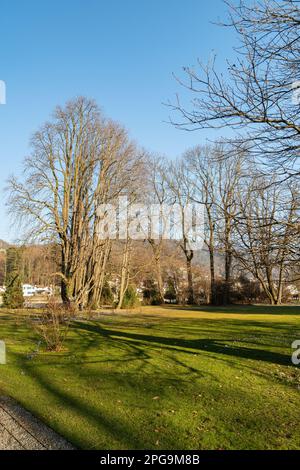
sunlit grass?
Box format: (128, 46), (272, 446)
(0, 305), (299, 449)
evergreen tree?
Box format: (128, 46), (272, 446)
(142, 279), (162, 305)
(3, 248), (24, 309)
(121, 285), (140, 309)
(164, 277), (177, 303)
(100, 280), (114, 305)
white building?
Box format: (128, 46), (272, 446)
(35, 286), (53, 296)
(22, 284), (54, 297)
(22, 284), (36, 297)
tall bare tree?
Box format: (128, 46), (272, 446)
(7, 97), (141, 308)
(234, 176), (299, 304)
(170, 0), (300, 177)
(185, 146), (218, 304)
(145, 155), (170, 304)
(166, 159), (196, 304)
(185, 144), (245, 304)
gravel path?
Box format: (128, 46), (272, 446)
(0, 396), (75, 450)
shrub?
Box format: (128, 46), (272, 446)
(142, 279), (163, 305)
(31, 301), (73, 351)
(100, 281), (114, 305)
(164, 278), (177, 303)
(3, 274), (24, 309)
(121, 285), (140, 309)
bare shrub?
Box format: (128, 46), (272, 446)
(31, 302), (74, 352)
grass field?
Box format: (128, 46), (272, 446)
(0, 305), (299, 449)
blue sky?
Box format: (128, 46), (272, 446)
(0, 0), (236, 241)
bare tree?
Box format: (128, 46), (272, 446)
(185, 146), (218, 304)
(116, 238), (132, 309)
(7, 97), (141, 308)
(233, 176), (299, 304)
(215, 145), (246, 304)
(166, 159), (196, 304)
(170, 0), (300, 177)
(185, 144), (245, 304)
(145, 155), (170, 304)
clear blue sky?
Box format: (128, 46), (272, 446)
(0, 0), (236, 241)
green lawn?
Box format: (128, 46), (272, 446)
(0, 305), (299, 449)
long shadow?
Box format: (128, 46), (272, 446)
(5, 313), (299, 449)
(68, 321), (208, 378)
(72, 321), (292, 366)
(15, 353), (189, 450)
(161, 304), (300, 316)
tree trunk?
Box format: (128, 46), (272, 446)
(186, 252), (194, 305)
(117, 239), (131, 309)
(223, 250), (232, 305)
(209, 246), (216, 305)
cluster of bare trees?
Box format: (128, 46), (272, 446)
(233, 177), (299, 304)
(164, 0), (300, 304)
(147, 145), (299, 305)
(6, 98), (300, 308)
(5, 1), (300, 308)
(7, 98), (145, 309)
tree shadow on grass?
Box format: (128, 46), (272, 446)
(13, 352), (300, 450)
(7, 314), (299, 449)
(161, 304), (300, 316)
(72, 321), (292, 367)
(15, 354), (193, 450)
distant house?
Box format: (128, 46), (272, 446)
(22, 284), (36, 297)
(22, 284), (53, 297)
(286, 284), (299, 301)
(35, 286), (53, 296)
